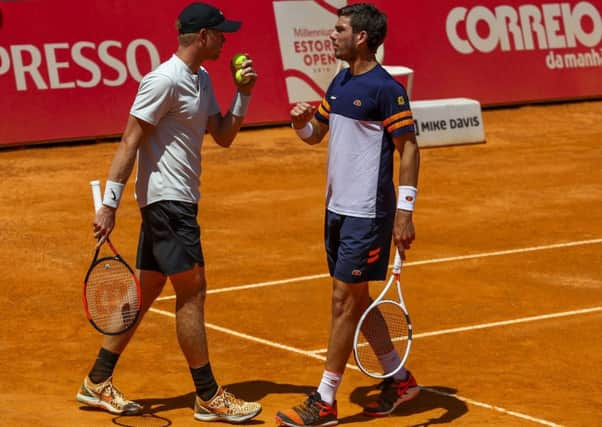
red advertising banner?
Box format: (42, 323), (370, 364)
(1, 0), (601, 146)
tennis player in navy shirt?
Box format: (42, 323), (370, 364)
(276, 3), (421, 426)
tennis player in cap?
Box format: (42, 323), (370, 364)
(76, 2), (261, 423)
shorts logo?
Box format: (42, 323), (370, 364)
(351, 269), (362, 277)
(368, 247), (381, 264)
(353, 99), (362, 107)
(397, 96), (405, 106)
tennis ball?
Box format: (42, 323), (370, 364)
(231, 53), (248, 70)
(235, 68), (250, 85)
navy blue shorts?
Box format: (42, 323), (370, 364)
(324, 210), (394, 283)
(137, 201), (204, 276)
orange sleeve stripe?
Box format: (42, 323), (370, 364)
(383, 110), (412, 126)
(318, 105), (329, 118)
(387, 119), (414, 133)
(322, 99), (331, 111)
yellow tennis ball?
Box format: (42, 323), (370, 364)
(235, 68), (250, 84)
(232, 53), (248, 70)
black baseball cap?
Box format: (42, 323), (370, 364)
(177, 3), (241, 34)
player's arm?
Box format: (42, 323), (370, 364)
(290, 102), (328, 145)
(94, 116), (155, 242)
(207, 58), (258, 147)
(392, 130), (420, 258)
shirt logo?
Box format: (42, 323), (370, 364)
(397, 96), (405, 106)
(330, 96), (337, 100)
(353, 99), (362, 107)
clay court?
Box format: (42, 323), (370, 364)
(1, 100), (601, 426)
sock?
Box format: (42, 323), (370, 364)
(88, 347), (120, 384)
(191, 363), (219, 401)
(316, 370), (342, 405)
(377, 350), (408, 382)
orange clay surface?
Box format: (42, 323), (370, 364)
(0, 101), (601, 427)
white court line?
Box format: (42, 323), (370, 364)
(309, 307), (602, 354)
(155, 238), (602, 301)
(148, 307), (565, 426)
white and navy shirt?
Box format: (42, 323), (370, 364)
(315, 64), (415, 218)
(130, 54), (220, 208)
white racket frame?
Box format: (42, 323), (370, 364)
(353, 250), (413, 378)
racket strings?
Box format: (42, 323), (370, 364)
(86, 259), (140, 332)
(356, 301), (410, 376)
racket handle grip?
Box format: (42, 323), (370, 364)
(393, 249), (403, 274)
(90, 180), (103, 213)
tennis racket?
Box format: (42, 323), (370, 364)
(353, 249), (412, 378)
(82, 180), (141, 335)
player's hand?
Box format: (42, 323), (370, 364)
(232, 55), (257, 94)
(393, 209), (415, 259)
(93, 205), (116, 247)
(290, 103), (316, 129)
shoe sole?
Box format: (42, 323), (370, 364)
(76, 393), (142, 416)
(275, 415), (339, 427)
(194, 407), (262, 423)
(362, 385), (420, 417)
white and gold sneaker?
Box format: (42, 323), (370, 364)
(76, 376), (142, 415)
(194, 386), (261, 423)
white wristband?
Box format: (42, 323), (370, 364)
(230, 91), (251, 117)
(397, 185), (417, 211)
(102, 180), (124, 209)
(292, 121), (313, 139)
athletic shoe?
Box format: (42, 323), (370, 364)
(76, 376), (143, 415)
(194, 386), (262, 423)
(275, 391), (338, 426)
(362, 371), (420, 417)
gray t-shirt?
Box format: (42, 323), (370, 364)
(130, 54), (220, 207)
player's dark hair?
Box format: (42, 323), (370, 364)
(338, 3), (387, 53)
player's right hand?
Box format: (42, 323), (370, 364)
(290, 103), (316, 129)
(93, 205), (116, 247)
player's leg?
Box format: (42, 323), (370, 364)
(101, 269), (167, 354)
(359, 213), (419, 417)
(277, 211), (375, 426)
(149, 202), (213, 397)
(76, 270), (165, 415)
(170, 263), (209, 369)
(169, 263), (261, 422)
(324, 213), (394, 375)
(76, 213), (168, 416)
(152, 200), (261, 422)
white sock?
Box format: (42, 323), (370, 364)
(378, 350), (408, 381)
(316, 370), (342, 405)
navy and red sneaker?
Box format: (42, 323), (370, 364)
(275, 391), (338, 426)
(362, 371), (420, 417)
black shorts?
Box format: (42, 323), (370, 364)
(137, 201), (204, 276)
(324, 210), (394, 283)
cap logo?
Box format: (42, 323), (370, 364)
(397, 96), (405, 105)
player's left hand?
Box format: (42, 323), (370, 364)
(393, 209), (415, 259)
(232, 55), (258, 94)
